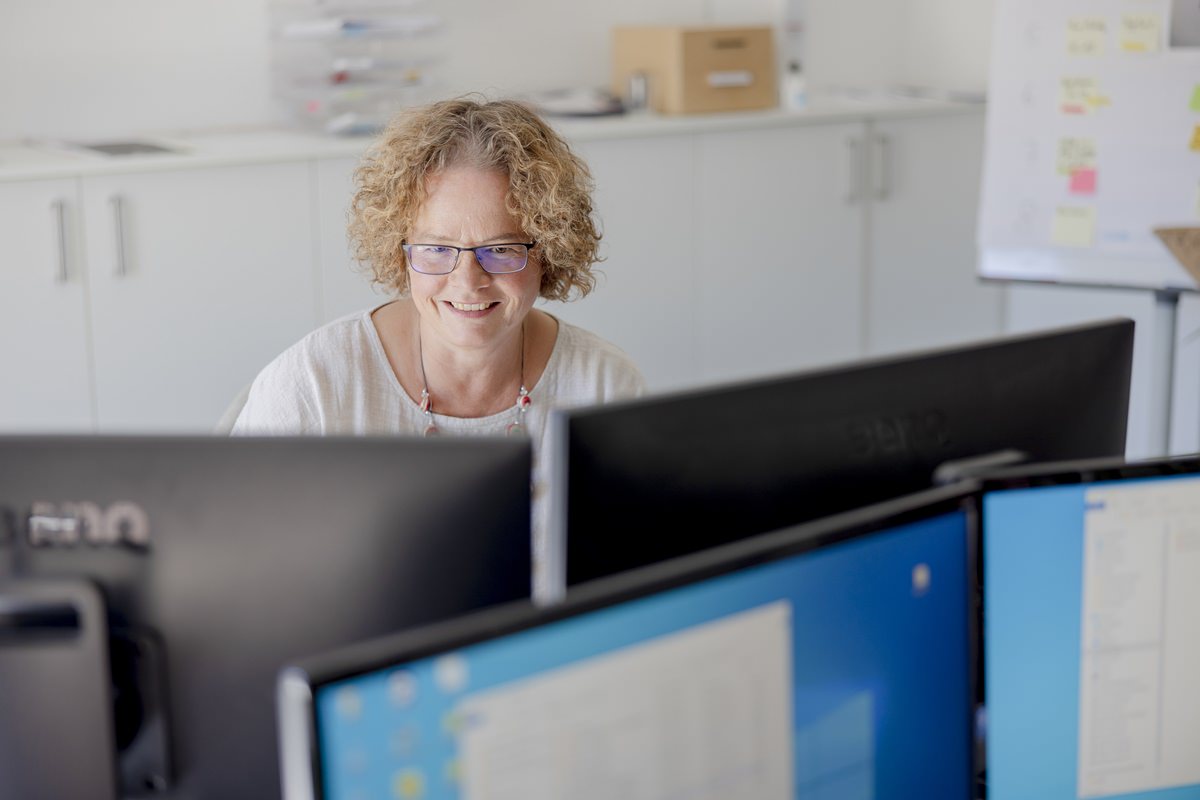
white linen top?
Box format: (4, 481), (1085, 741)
(231, 305), (646, 589)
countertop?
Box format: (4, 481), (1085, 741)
(0, 94), (984, 182)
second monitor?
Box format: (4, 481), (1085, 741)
(548, 318), (1134, 588)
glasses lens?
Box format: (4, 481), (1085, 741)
(476, 244), (529, 274)
(406, 245), (457, 274)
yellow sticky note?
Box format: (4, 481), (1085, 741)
(1119, 14), (1161, 53)
(1057, 137), (1098, 176)
(1191, 86), (1200, 113)
(1192, 125), (1200, 152)
(1067, 17), (1107, 56)
(1061, 77), (1101, 115)
(1053, 206), (1096, 248)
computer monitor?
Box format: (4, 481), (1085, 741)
(0, 435), (532, 800)
(981, 455), (1200, 800)
(279, 483), (979, 800)
(548, 318), (1134, 588)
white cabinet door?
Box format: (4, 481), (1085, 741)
(316, 157), (390, 323)
(866, 111), (1005, 356)
(542, 135), (699, 392)
(81, 163), (321, 432)
(695, 122), (866, 385)
(0, 178), (93, 430)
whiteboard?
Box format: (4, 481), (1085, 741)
(978, 0), (1200, 291)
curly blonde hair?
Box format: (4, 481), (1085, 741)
(348, 97), (600, 301)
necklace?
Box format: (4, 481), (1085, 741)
(416, 322), (531, 437)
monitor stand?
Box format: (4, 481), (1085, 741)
(931, 449), (1029, 485)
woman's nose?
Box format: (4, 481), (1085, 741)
(449, 249), (492, 288)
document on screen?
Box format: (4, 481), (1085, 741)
(1078, 481), (1200, 798)
(455, 601), (795, 800)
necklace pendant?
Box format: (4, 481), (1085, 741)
(506, 421), (523, 436)
(423, 422), (440, 437)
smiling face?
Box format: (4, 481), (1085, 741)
(406, 166), (542, 353)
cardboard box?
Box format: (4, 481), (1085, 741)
(612, 26), (778, 115)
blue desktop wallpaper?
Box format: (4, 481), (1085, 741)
(983, 474), (1200, 800)
(315, 511), (971, 800)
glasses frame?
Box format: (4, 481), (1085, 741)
(402, 241), (537, 275)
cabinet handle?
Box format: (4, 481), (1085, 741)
(50, 199), (69, 283)
(110, 194), (128, 278)
(845, 137), (864, 205)
(874, 134), (891, 202)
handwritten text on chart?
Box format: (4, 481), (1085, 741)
(1119, 14), (1160, 53)
(1058, 138), (1098, 176)
(1061, 77), (1110, 115)
(1067, 17), (1107, 56)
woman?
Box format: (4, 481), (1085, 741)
(232, 98), (645, 564)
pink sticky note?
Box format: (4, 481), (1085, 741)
(1069, 168), (1097, 194)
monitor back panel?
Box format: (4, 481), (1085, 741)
(562, 319), (1133, 585)
(0, 436), (531, 800)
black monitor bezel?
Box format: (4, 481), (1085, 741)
(286, 481), (984, 800)
(979, 452), (1200, 493)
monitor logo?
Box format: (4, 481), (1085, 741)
(847, 409), (951, 459)
(24, 500), (151, 550)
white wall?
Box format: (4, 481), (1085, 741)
(901, 0), (996, 94)
(2, 0), (273, 141)
(1, 0), (995, 141)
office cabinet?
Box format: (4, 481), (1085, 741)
(866, 113), (1004, 355)
(0, 178), (93, 430)
(80, 163), (321, 431)
(546, 136), (700, 391)
(696, 122), (866, 383)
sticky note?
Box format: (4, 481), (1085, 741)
(1067, 17), (1107, 56)
(1060, 77), (1104, 115)
(1069, 168), (1098, 195)
(1192, 86), (1200, 113)
(1057, 137), (1098, 176)
(1119, 14), (1160, 53)
(1192, 126), (1200, 152)
(1053, 206), (1097, 248)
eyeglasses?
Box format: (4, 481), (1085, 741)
(402, 241), (536, 275)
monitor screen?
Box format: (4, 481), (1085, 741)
(283, 487), (977, 800)
(0, 435), (532, 800)
(548, 318), (1133, 589)
(982, 457), (1200, 800)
